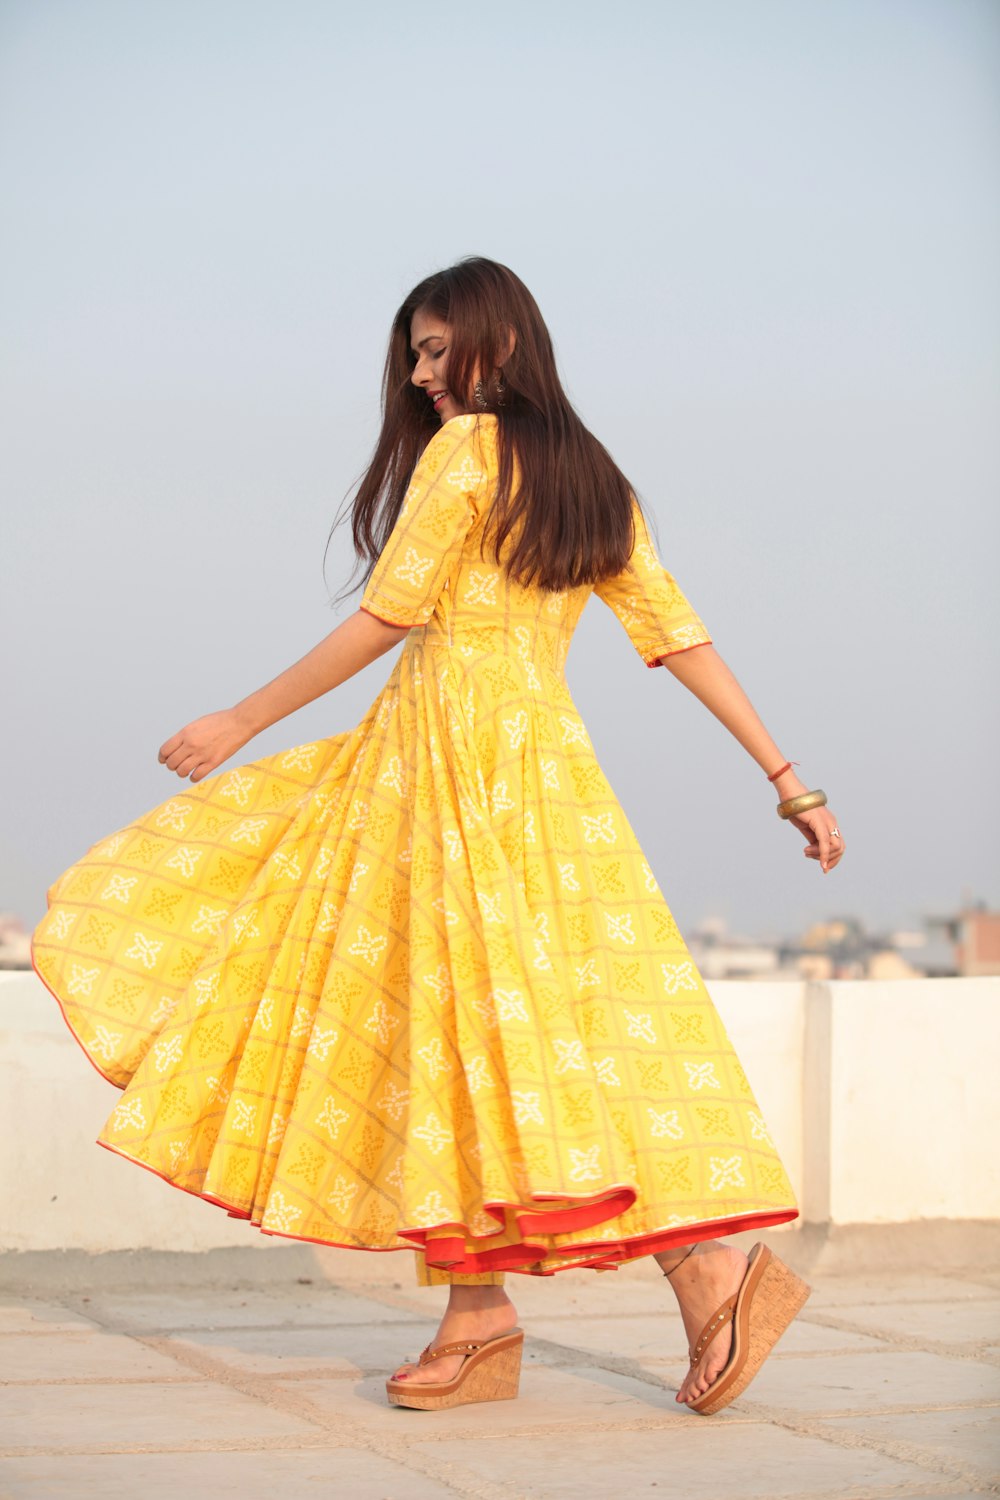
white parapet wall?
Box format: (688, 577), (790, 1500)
(1, 971), (998, 1254)
(809, 978), (1000, 1224)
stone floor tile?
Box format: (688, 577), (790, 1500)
(736, 1349), (1000, 1415)
(0, 1381), (320, 1451)
(754, 1316), (890, 1355)
(0, 1299), (102, 1334)
(526, 1311), (885, 1364)
(806, 1275), (998, 1309)
(279, 1361), (683, 1439)
(70, 1286), (424, 1334)
(164, 1318), (444, 1377)
(819, 1405), (1000, 1481)
(420, 1421), (949, 1497)
(814, 1299), (1000, 1348)
(523, 1314), (682, 1363)
(3, 1263), (999, 1499)
(0, 1331), (201, 1383)
(0, 1448), (460, 1499)
(961, 1270), (1000, 1291)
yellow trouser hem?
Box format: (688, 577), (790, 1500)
(416, 1259), (506, 1286)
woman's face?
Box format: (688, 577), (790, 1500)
(409, 306), (469, 425)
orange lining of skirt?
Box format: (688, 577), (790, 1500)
(95, 1135), (797, 1277)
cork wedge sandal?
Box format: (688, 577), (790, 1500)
(682, 1243), (811, 1416)
(385, 1327), (525, 1410)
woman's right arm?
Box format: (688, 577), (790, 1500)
(660, 642), (844, 874)
(157, 609), (409, 782)
(160, 420), (486, 784)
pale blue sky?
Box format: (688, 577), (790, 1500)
(2, 0), (998, 939)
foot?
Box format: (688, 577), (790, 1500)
(389, 1287), (519, 1387)
(656, 1241), (749, 1406)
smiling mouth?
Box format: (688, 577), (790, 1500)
(428, 390), (448, 409)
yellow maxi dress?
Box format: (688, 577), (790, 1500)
(31, 413), (798, 1279)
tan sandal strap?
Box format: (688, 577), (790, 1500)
(689, 1295), (737, 1367)
(418, 1338), (485, 1365)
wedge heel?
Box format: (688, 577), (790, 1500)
(690, 1244), (811, 1415)
(386, 1327), (524, 1410)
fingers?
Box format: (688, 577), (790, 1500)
(158, 732), (194, 772)
(157, 733), (183, 765)
(793, 811), (845, 874)
(818, 819), (844, 874)
(160, 741), (226, 781)
(158, 738), (206, 779)
(162, 747), (195, 774)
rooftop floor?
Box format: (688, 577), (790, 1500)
(1, 1243), (998, 1498)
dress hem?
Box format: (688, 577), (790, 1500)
(31, 944), (127, 1091)
(95, 1135), (798, 1277)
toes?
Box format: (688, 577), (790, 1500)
(678, 1362), (718, 1405)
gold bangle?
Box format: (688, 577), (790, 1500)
(776, 789), (827, 820)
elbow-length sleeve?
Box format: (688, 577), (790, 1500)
(593, 497), (713, 667)
(359, 416), (486, 629)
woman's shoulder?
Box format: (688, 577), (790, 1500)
(420, 413), (499, 474)
(437, 412), (499, 441)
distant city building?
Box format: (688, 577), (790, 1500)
(927, 905), (1000, 978)
(687, 902), (1000, 982)
(0, 912), (31, 970)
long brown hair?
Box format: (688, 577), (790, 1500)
(331, 256), (641, 597)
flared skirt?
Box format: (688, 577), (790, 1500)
(31, 639), (798, 1274)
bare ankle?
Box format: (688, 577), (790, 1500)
(654, 1243), (701, 1277)
(445, 1285), (512, 1313)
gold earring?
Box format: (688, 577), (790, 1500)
(474, 371), (507, 410)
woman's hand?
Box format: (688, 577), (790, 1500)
(789, 804), (845, 875)
(157, 708), (253, 783)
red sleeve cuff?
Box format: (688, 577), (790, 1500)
(646, 640), (713, 667)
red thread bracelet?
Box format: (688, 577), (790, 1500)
(766, 760), (799, 782)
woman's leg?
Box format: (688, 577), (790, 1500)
(391, 1261), (519, 1385)
(398, 1243), (749, 1402)
(653, 1241), (750, 1406)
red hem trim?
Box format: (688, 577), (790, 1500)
(30, 941), (125, 1090)
(646, 639), (713, 668)
(392, 1208), (799, 1274)
(358, 605), (413, 630)
(94, 1136), (798, 1276)
(36, 905), (799, 1278)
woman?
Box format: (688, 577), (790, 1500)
(31, 256), (843, 1417)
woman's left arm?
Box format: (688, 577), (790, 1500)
(661, 642), (845, 874)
